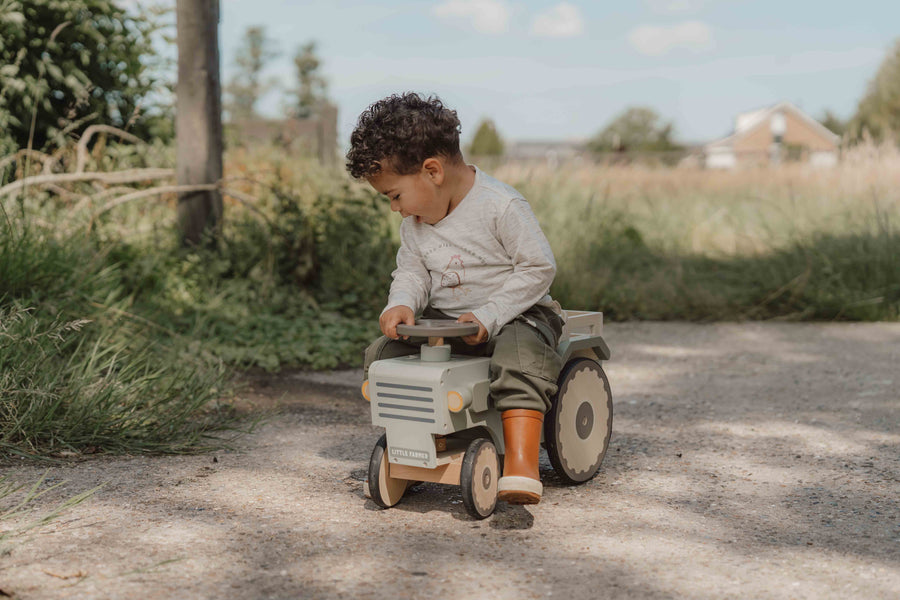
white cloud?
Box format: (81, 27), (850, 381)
(530, 3), (585, 38)
(432, 0), (511, 35)
(628, 21), (713, 56)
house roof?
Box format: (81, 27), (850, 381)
(704, 101), (840, 151)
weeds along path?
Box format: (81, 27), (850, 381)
(1, 322), (899, 600)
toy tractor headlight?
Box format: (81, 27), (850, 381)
(447, 390), (471, 413)
(361, 380), (370, 402)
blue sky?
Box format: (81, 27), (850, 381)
(148, 1), (898, 145)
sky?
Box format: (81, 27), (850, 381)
(143, 0), (899, 146)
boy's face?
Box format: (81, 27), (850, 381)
(367, 159), (449, 225)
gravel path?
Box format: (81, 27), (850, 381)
(1, 322), (899, 599)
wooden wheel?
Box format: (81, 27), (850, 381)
(460, 437), (500, 519)
(545, 358), (613, 484)
(367, 434), (408, 508)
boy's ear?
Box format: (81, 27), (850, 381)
(422, 157), (444, 185)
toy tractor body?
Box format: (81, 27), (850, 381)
(364, 311), (612, 519)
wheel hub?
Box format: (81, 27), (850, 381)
(481, 466), (492, 488)
(575, 401), (594, 439)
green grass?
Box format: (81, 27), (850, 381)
(548, 223), (899, 321)
(0, 215), (239, 457)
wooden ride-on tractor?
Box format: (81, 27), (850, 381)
(362, 310), (612, 519)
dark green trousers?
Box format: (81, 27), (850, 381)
(363, 305), (564, 413)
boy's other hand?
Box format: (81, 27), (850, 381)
(457, 313), (488, 345)
(381, 305), (415, 339)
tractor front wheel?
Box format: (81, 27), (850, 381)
(367, 434), (409, 508)
(459, 437), (500, 519)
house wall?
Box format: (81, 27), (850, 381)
(782, 111), (837, 152)
(732, 121), (772, 155)
(705, 149), (736, 169)
(226, 104), (338, 165)
(810, 151), (838, 168)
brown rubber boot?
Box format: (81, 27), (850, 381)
(497, 409), (544, 505)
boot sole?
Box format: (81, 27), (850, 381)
(498, 476), (542, 504)
(498, 490), (541, 505)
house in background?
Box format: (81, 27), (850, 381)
(226, 103), (338, 165)
(703, 101), (840, 169)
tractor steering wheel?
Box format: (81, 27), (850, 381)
(396, 319), (479, 338)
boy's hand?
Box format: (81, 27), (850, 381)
(457, 313), (488, 345)
(380, 305), (415, 339)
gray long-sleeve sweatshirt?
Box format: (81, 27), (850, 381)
(383, 166), (558, 340)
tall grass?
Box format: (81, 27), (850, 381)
(0, 211), (236, 457)
(493, 142), (900, 320)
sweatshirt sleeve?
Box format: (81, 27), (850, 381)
(471, 199), (556, 339)
(382, 219), (431, 316)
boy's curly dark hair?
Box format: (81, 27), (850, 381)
(346, 92), (462, 179)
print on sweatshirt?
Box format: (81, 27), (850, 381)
(440, 254), (470, 300)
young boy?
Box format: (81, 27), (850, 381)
(346, 92), (564, 505)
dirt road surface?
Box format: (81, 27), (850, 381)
(1, 322), (899, 599)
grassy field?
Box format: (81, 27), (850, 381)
(1, 139), (898, 458)
(493, 143), (900, 320)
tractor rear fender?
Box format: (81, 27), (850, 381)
(557, 334), (611, 363)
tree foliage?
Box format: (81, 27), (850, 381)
(468, 118), (504, 156)
(848, 38), (900, 143)
(819, 110), (846, 137)
(0, 0), (165, 155)
(225, 25), (279, 122)
(588, 107), (681, 154)
(290, 42), (328, 119)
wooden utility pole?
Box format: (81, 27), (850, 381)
(175, 0), (223, 246)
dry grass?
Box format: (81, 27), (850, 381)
(494, 141), (900, 258)
(477, 141), (900, 320)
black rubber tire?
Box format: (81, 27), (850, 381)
(367, 433), (407, 508)
(545, 358), (613, 484)
(459, 437), (500, 519)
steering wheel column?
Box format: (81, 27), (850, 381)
(396, 319), (480, 362)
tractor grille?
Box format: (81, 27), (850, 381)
(374, 381), (436, 423)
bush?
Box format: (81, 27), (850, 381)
(312, 184), (398, 318)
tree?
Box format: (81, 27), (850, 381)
(0, 0), (163, 154)
(848, 38), (900, 143)
(588, 107), (681, 155)
(290, 42), (328, 119)
(225, 25), (278, 122)
(176, 0), (223, 246)
(819, 110), (846, 138)
(468, 119), (505, 156)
